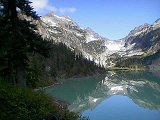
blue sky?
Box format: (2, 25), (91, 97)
(31, 0), (160, 40)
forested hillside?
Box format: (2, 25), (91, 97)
(0, 0), (102, 120)
(27, 42), (105, 88)
(114, 50), (160, 70)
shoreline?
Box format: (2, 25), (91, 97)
(34, 68), (150, 91)
(33, 73), (105, 109)
(34, 82), (62, 91)
(34, 72), (105, 91)
(106, 67), (148, 71)
(34, 68), (151, 91)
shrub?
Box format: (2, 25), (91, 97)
(0, 81), (77, 120)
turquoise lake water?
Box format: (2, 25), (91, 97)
(45, 71), (160, 120)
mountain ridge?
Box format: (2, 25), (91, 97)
(34, 13), (160, 68)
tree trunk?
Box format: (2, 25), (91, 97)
(7, 0), (18, 84)
(8, 0), (26, 86)
(17, 66), (27, 87)
(8, 0), (17, 21)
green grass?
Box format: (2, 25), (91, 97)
(0, 81), (79, 120)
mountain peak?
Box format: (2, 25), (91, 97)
(62, 16), (72, 20)
(47, 12), (56, 17)
(155, 18), (160, 23)
(128, 23), (151, 36)
(133, 23), (150, 31)
(153, 18), (160, 28)
(84, 27), (93, 31)
(38, 13), (160, 67)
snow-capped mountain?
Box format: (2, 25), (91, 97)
(84, 27), (108, 43)
(37, 12), (107, 61)
(124, 22), (160, 52)
(97, 19), (160, 67)
(34, 12), (160, 68)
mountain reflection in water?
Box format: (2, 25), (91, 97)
(45, 71), (160, 113)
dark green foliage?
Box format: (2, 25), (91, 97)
(27, 43), (105, 88)
(27, 54), (45, 88)
(0, 1), (101, 120)
(115, 51), (160, 69)
(0, 0), (104, 87)
(144, 50), (160, 64)
(0, 0), (51, 86)
(115, 57), (146, 69)
(49, 43), (104, 77)
(0, 81), (81, 120)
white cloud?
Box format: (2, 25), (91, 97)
(31, 0), (49, 10)
(30, 0), (76, 15)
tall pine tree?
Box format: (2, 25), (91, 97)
(0, 0), (50, 86)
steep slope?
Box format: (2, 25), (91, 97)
(35, 12), (160, 68)
(101, 19), (160, 67)
(37, 12), (107, 62)
(125, 20), (160, 55)
(113, 19), (160, 68)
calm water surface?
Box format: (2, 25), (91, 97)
(45, 71), (160, 120)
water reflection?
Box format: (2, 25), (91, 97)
(45, 71), (160, 112)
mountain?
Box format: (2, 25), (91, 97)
(125, 21), (160, 54)
(114, 20), (160, 69)
(35, 12), (108, 64)
(34, 12), (160, 68)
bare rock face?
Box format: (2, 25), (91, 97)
(34, 13), (160, 67)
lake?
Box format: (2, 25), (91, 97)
(44, 71), (160, 120)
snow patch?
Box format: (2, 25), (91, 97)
(48, 29), (59, 34)
(75, 32), (83, 37)
(54, 14), (72, 22)
(111, 86), (124, 91)
(42, 17), (57, 26)
(127, 50), (144, 56)
(86, 34), (97, 43)
(105, 41), (125, 51)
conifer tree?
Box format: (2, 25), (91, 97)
(0, 0), (50, 86)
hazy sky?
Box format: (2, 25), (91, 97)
(31, 0), (160, 40)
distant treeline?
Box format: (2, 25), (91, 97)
(114, 50), (160, 70)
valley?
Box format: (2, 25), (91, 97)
(34, 12), (160, 68)
(1, 1), (160, 120)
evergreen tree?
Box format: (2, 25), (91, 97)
(0, 0), (51, 86)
